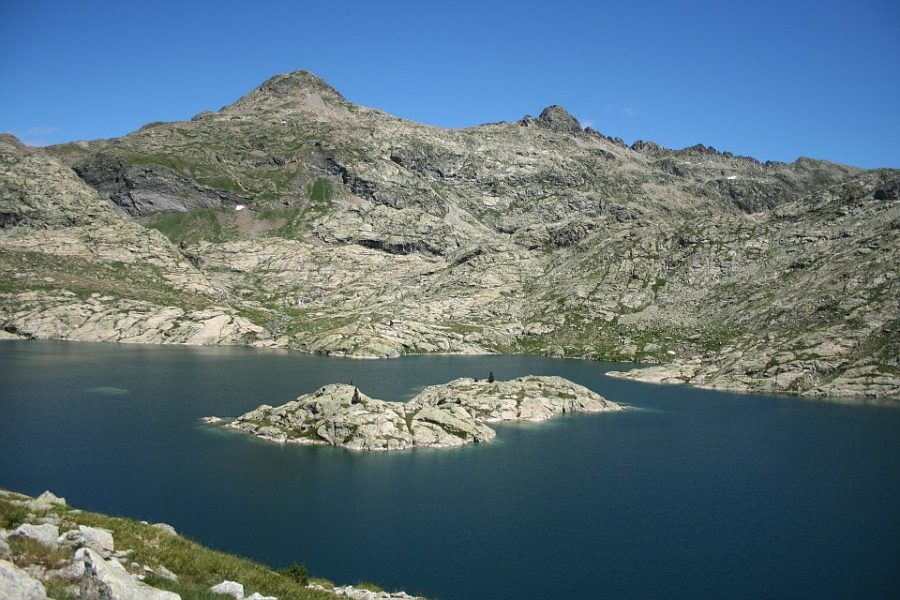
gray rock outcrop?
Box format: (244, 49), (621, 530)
(214, 376), (620, 451)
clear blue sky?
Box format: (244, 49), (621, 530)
(2, 0), (898, 168)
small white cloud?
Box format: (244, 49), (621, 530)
(26, 126), (56, 136)
(596, 100), (642, 118)
(580, 119), (595, 129)
(10, 126), (57, 147)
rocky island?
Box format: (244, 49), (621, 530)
(208, 376), (621, 451)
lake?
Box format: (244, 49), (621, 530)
(1, 341), (899, 599)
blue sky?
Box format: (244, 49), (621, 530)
(1, 0), (898, 168)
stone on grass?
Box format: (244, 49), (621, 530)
(210, 579), (244, 599)
(0, 559), (48, 600)
(12, 523), (59, 549)
(151, 523), (177, 536)
(78, 525), (115, 552)
(28, 491), (66, 510)
(76, 548), (180, 600)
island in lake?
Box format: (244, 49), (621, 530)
(205, 376), (622, 451)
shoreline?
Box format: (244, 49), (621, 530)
(2, 336), (896, 404)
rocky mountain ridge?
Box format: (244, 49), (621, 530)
(1, 70), (897, 401)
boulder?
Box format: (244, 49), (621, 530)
(58, 525), (115, 553)
(0, 559), (48, 600)
(152, 523), (177, 536)
(210, 580), (244, 599)
(28, 491), (66, 510)
(79, 525), (115, 552)
(76, 547), (180, 600)
(12, 523), (60, 549)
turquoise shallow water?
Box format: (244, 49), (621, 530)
(1, 341), (899, 599)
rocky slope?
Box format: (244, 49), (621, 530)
(0, 135), (267, 347)
(210, 376), (621, 451)
(0, 489), (423, 600)
(1, 70), (898, 401)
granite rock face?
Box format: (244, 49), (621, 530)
(215, 376), (621, 451)
(1, 70), (898, 401)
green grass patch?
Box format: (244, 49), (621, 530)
(148, 209), (231, 244)
(0, 495), (29, 528)
(309, 178), (336, 203)
(0, 250), (211, 310)
(8, 536), (72, 570)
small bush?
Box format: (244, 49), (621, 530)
(279, 562), (309, 586)
(0, 498), (29, 529)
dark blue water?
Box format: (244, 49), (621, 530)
(1, 341), (899, 599)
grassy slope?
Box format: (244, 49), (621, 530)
(0, 489), (343, 600)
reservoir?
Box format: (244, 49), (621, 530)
(1, 341), (898, 599)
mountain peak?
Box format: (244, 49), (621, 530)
(256, 70), (344, 100)
(223, 70), (347, 115)
(536, 105), (582, 135)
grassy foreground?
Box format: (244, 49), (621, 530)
(0, 488), (345, 600)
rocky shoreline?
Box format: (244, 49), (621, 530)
(607, 354), (900, 403)
(0, 489), (425, 600)
(207, 376), (621, 451)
